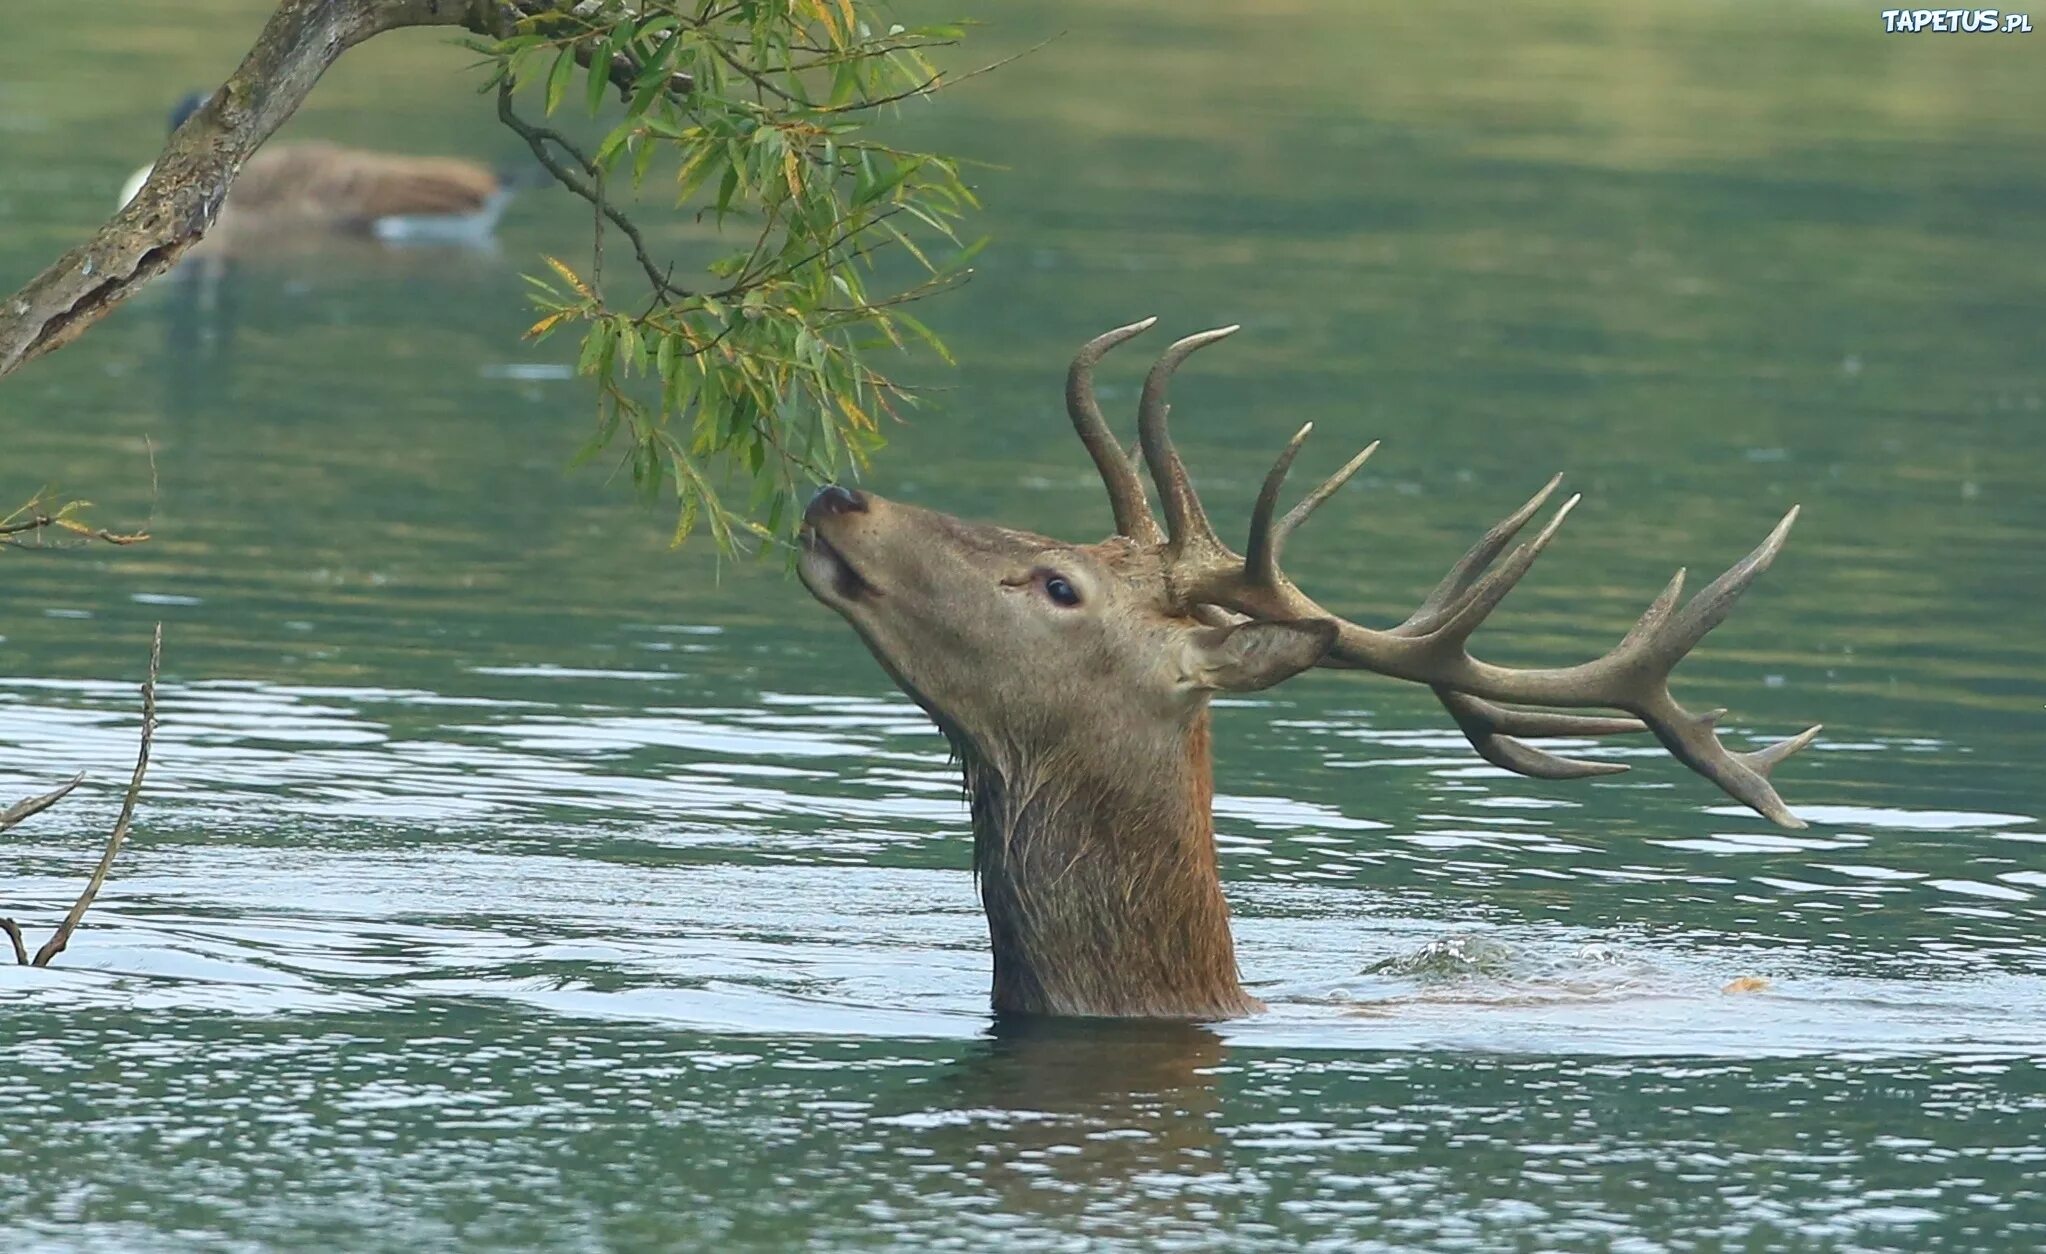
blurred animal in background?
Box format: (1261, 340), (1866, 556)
(120, 91), (533, 255)
(119, 91), (542, 413)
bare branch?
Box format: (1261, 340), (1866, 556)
(0, 0), (523, 379)
(31, 625), (161, 968)
(1, 919), (25, 966)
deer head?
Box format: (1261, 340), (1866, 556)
(798, 318), (1821, 1020)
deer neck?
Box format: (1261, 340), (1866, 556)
(958, 710), (1259, 1020)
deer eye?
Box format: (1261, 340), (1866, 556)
(1041, 573), (1082, 608)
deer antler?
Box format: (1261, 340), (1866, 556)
(1067, 319), (1164, 544)
(1113, 323), (1822, 829)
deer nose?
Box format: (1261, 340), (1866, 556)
(807, 485), (869, 521)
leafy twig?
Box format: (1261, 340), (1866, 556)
(0, 493), (150, 549)
(814, 34), (1058, 115)
(497, 82), (692, 302)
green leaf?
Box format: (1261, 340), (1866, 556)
(633, 130), (659, 186)
(576, 319), (613, 376)
(891, 310), (953, 365)
(714, 163), (741, 218)
(615, 318), (643, 377)
(594, 122), (636, 171)
(545, 47), (577, 115)
(586, 30), (619, 114)
(655, 333), (678, 386)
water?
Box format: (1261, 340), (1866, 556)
(2, 0), (2043, 1247)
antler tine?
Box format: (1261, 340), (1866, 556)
(1430, 505), (1818, 825)
(1435, 689), (1638, 780)
(1246, 427), (1379, 585)
(1438, 693), (1647, 740)
(1595, 507), (1822, 827)
(1277, 444), (1379, 560)
(1409, 491), (1655, 773)
(1138, 326), (1239, 556)
(1390, 475), (1653, 768)
(1394, 474), (1564, 638)
(1237, 445), (1648, 774)
(1246, 423), (1312, 584)
(1425, 494), (1582, 651)
(1067, 318), (1163, 543)
(1651, 506), (1801, 670)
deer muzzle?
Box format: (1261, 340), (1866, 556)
(799, 485), (881, 604)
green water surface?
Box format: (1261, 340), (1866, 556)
(2, 1), (2043, 1248)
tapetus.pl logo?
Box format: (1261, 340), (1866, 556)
(1881, 8), (2034, 31)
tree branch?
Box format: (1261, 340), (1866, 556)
(513, 3), (695, 102)
(494, 83), (691, 301)
(0, 0), (513, 380)
(0, 0), (705, 380)
(29, 625), (161, 968)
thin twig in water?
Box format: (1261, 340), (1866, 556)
(1, 918), (25, 966)
(29, 624), (160, 968)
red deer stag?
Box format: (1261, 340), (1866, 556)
(798, 319), (1820, 1019)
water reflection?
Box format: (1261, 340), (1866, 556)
(152, 242), (517, 422)
(908, 1020), (1229, 1236)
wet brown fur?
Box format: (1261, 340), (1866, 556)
(966, 710), (1259, 1019)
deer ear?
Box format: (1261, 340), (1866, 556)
(1184, 619), (1337, 693)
